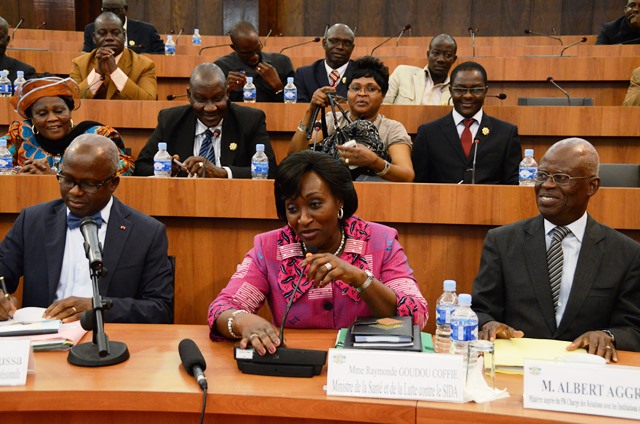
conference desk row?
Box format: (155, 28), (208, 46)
(1, 176), (638, 334)
(0, 324), (638, 423)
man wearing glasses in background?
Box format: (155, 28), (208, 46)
(0, 134), (173, 324)
(596, 0), (640, 45)
(83, 0), (165, 54)
(411, 61), (521, 184)
(471, 138), (640, 361)
(215, 20), (294, 103)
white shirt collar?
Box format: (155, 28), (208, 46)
(543, 212), (588, 243)
(452, 107), (483, 126)
(195, 118), (223, 136)
(66, 196), (114, 228)
(324, 61), (349, 80)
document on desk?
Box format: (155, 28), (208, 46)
(494, 338), (587, 374)
(0, 307), (60, 337)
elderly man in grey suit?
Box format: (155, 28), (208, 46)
(472, 138), (640, 362)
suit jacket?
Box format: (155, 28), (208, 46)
(383, 65), (452, 106)
(0, 55), (37, 82)
(293, 59), (354, 103)
(134, 102), (277, 178)
(596, 16), (640, 45)
(623, 66), (640, 106)
(70, 48), (157, 100)
(412, 111), (521, 184)
(83, 19), (165, 54)
(471, 215), (640, 351)
(0, 197), (173, 324)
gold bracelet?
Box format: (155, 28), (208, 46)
(375, 160), (391, 177)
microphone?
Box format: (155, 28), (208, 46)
(175, 28), (184, 45)
(167, 93), (188, 100)
(489, 93), (507, 100)
(179, 339), (208, 391)
(36, 21), (46, 30)
(263, 29), (272, 47)
(79, 217), (104, 272)
(546, 76), (571, 105)
(279, 37), (321, 54)
(199, 43), (230, 55)
(524, 29), (563, 45)
(396, 24), (411, 46)
(560, 37), (587, 57)
(12, 17), (24, 39)
(82, 75), (105, 99)
(370, 24), (411, 55)
(468, 27), (478, 57)
(471, 139), (480, 184)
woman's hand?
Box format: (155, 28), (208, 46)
(235, 313), (283, 355)
(336, 143), (378, 169)
(309, 86), (336, 110)
(301, 253), (367, 289)
(19, 158), (56, 174)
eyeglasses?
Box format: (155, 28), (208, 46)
(101, 7), (125, 14)
(56, 173), (117, 194)
(534, 171), (594, 185)
(325, 38), (354, 49)
(348, 85), (381, 94)
(450, 86), (488, 96)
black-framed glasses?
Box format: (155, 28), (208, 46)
(348, 85), (381, 94)
(56, 173), (117, 194)
(534, 171), (594, 185)
(450, 86), (488, 96)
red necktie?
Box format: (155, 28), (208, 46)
(329, 70), (340, 88)
(461, 118), (475, 158)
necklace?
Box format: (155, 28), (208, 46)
(302, 227), (346, 256)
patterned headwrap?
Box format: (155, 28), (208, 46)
(10, 77), (80, 119)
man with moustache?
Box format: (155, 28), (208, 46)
(71, 12), (157, 100)
(472, 138), (640, 361)
(294, 23), (356, 102)
(135, 63), (277, 178)
(384, 34), (457, 105)
(0, 16), (36, 81)
(597, 0), (640, 44)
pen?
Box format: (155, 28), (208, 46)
(173, 158), (185, 168)
(0, 276), (9, 298)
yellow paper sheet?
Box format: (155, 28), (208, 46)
(494, 338), (587, 374)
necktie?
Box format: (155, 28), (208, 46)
(461, 118), (475, 158)
(67, 212), (103, 230)
(547, 226), (571, 311)
(198, 129), (216, 164)
(329, 69), (340, 88)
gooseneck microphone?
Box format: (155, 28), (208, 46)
(546, 76), (571, 105)
(199, 44), (230, 55)
(471, 139), (480, 184)
(524, 29), (563, 45)
(79, 217), (104, 273)
(82, 75), (106, 99)
(263, 29), (272, 47)
(279, 37), (321, 54)
(370, 24), (411, 55)
(167, 93), (188, 100)
(489, 93), (507, 100)
(175, 28), (184, 44)
(396, 24), (411, 46)
(560, 37), (587, 57)
(36, 21), (46, 30)
(12, 17), (24, 39)
(179, 339), (208, 391)
(468, 27), (478, 57)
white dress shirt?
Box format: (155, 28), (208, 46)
(193, 119), (232, 178)
(452, 108), (483, 141)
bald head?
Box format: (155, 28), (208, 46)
(189, 63), (226, 88)
(66, 134), (119, 175)
(430, 34), (457, 51)
(545, 137), (600, 176)
(0, 16), (8, 32)
(95, 11), (123, 28)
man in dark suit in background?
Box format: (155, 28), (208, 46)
(596, 0), (640, 44)
(135, 63), (277, 178)
(472, 138), (640, 361)
(0, 134), (173, 324)
(215, 21), (294, 103)
(0, 16), (36, 81)
(83, 0), (165, 54)
(411, 61), (521, 184)
(293, 23), (355, 102)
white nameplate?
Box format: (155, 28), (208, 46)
(0, 339), (34, 386)
(326, 348), (464, 402)
(524, 359), (640, 420)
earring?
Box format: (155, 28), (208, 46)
(338, 207), (344, 220)
(69, 119), (74, 129)
(31, 124), (39, 135)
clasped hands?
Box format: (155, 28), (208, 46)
(95, 46), (119, 78)
(226, 62), (283, 93)
(170, 154), (227, 178)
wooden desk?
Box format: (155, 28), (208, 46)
(0, 325), (637, 423)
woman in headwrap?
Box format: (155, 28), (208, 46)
(2, 76), (134, 175)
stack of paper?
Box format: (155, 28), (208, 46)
(494, 338), (587, 374)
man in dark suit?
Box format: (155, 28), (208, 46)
(83, 0), (165, 54)
(0, 16), (36, 81)
(215, 21), (294, 103)
(596, 0), (640, 44)
(412, 61), (521, 184)
(293, 23), (355, 103)
(135, 63), (277, 178)
(472, 138), (640, 361)
(0, 134), (173, 324)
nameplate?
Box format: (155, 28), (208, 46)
(0, 339), (33, 386)
(326, 348), (464, 402)
(524, 359), (640, 420)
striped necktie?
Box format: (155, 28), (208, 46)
(198, 129), (216, 164)
(547, 226), (571, 311)
(329, 69), (340, 88)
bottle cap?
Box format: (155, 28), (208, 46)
(458, 293), (471, 305)
(16, 70), (24, 77)
(167, 35), (173, 41)
(256, 144), (265, 152)
(246, 76), (253, 83)
(287, 77), (294, 83)
(443, 279), (456, 291)
(524, 149), (534, 157)
(158, 142), (167, 150)
(194, 29), (199, 34)
(0, 70), (6, 77)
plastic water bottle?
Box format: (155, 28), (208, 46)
(243, 77), (256, 103)
(13, 70), (26, 96)
(284, 77), (297, 104)
(153, 142), (172, 177)
(450, 293), (478, 360)
(0, 71), (11, 98)
(192, 28), (201, 46)
(519, 148), (538, 186)
(435, 279), (458, 353)
(251, 144), (269, 179)
(0, 139), (13, 174)
(165, 35), (176, 56)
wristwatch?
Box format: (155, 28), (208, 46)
(297, 120), (308, 133)
(356, 270), (374, 294)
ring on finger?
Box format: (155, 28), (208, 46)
(605, 345), (612, 350)
(345, 158), (350, 165)
(71, 306), (77, 314)
(249, 333), (259, 340)
(198, 162), (204, 168)
(324, 262), (333, 271)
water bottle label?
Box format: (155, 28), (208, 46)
(244, 90), (256, 101)
(154, 160), (171, 174)
(251, 162), (268, 176)
(284, 90), (297, 101)
(450, 323), (478, 342)
(165, 45), (176, 54)
(0, 83), (11, 95)
(519, 167), (537, 181)
(436, 305), (456, 325)
(192, 38), (201, 45)
(0, 157), (13, 170)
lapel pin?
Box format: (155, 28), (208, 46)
(129, 40), (135, 46)
(229, 142), (237, 151)
(482, 127), (490, 136)
(120, 225), (126, 230)
(341, 76), (346, 84)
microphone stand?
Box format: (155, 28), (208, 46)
(68, 242), (129, 367)
(468, 27), (478, 57)
(471, 139), (479, 184)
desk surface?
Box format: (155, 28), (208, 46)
(0, 325), (637, 424)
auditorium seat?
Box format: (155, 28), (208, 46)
(599, 163), (640, 187)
